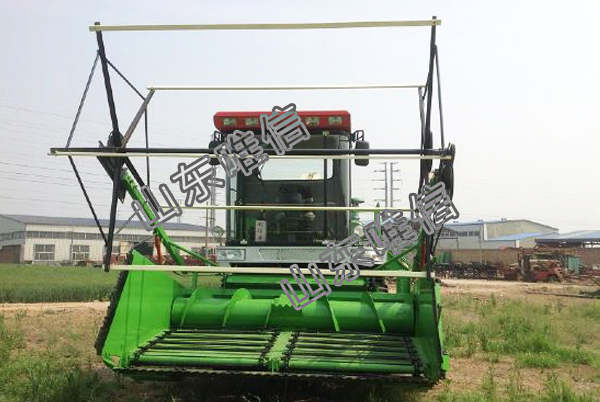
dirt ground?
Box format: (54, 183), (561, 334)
(1, 280), (598, 401)
(442, 278), (598, 300)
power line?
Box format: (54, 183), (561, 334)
(0, 104), (199, 144)
(0, 175), (113, 191)
(0, 161), (101, 177)
(0, 169), (110, 186)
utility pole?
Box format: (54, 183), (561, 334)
(389, 162), (402, 208)
(177, 199), (183, 223)
(204, 168), (219, 249)
(373, 162), (389, 207)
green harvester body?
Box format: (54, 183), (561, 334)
(96, 171), (450, 382)
(55, 16), (453, 385)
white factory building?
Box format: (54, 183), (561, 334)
(0, 214), (216, 264)
(437, 219), (558, 250)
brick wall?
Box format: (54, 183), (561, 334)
(437, 248), (600, 266)
(437, 249), (519, 265)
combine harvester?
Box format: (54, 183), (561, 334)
(51, 17), (455, 383)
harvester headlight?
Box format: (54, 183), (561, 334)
(305, 116), (320, 126)
(216, 249), (246, 261)
(327, 116), (342, 125)
(244, 117), (259, 126)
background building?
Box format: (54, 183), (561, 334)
(435, 220), (600, 267)
(0, 214), (217, 264)
(438, 219), (558, 250)
(535, 231), (600, 248)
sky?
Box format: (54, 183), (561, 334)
(0, 0), (599, 233)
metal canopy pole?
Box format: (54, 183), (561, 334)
(121, 89), (155, 146)
(50, 147), (449, 156)
(111, 265), (436, 277)
(421, 16), (437, 193)
(95, 21), (122, 272)
(435, 46), (445, 149)
(148, 84), (424, 91)
(89, 20), (440, 32)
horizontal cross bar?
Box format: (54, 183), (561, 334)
(174, 205), (410, 212)
(51, 147), (448, 156)
(49, 151), (451, 160)
(90, 20), (441, 32)
(147, 84), (424, 91)
(111, 265), (433, 278)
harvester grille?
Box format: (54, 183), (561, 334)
(130, 329), (422, 379)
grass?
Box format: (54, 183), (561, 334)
(0, 281), (598, 401)
(443, 294), (600, 370)
(433, 366), (599, 402)
(0, 313), (120, 402)
(0, 263), (118, 303)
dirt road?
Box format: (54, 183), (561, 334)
(0, 280), (595, 312)
(0, 300), (109, 312)
(441, 279), (597, 299)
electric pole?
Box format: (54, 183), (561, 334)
(373, 162), (389, 207)
(389, 162), (402, 208)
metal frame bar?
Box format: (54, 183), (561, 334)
(111, 265), (434, 278)
(122, 89), (155, 146)
(148, 84), (424, 91)
(61, 17), (449, 280)
(95, 23), (123, 272)
(50, 151), (450, 160)
(175, 205), (409, 212)
(90, 20), (441, 32)
(50, 147), (449, 155)
(66, 53), (99, 148)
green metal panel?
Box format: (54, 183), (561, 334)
(100, 252), (186, 368)
(566, 256), (580, 274)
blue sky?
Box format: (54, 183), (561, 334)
(0, 0), (598, 232)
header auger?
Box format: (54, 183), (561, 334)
(51, 17), (455, 383)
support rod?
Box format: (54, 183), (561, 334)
(52, 152), (451, 161)
(95, 23), (120, 137)
(112, 265), (434, 277)
(148, 84), (424, 91)
(90, 20), (441, 32)
(95, 22), (122, 271)
(173, 205), (409, 212)
(50, 151), (451, 160)
(51, 147), (446, 155)
(122, 89), (155, 146)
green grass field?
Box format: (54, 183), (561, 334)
(0, 264), (119, 303)
(0, 268), (598, 401)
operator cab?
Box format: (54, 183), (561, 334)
(211, 110), (369, 266)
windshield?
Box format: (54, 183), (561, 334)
(258, 135), (337, 181)
(225, 132), (351, 245)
